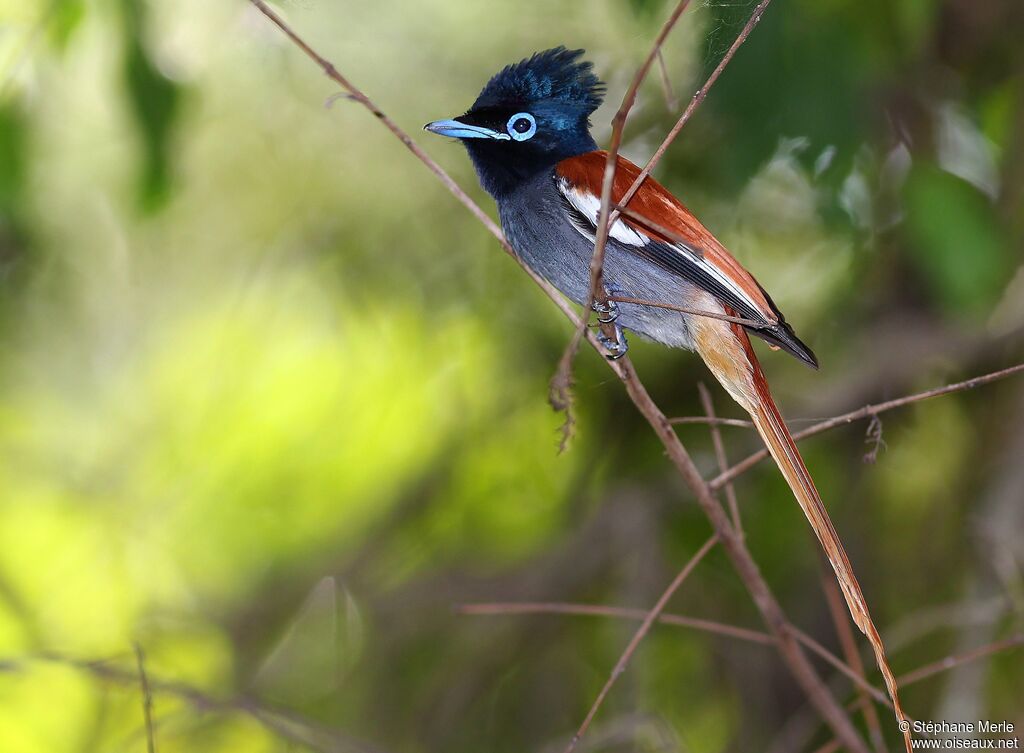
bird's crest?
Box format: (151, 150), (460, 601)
(473, 47), (605, 115)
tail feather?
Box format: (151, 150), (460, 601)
(748, 390), (870, 633)
(746, 357), (912, 753)
(693, 315), (911, 751)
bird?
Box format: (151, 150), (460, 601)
(424, 46), (908, 742)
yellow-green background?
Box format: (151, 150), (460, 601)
(0, 0), (1021, 750)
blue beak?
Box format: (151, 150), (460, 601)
(423, 119), (510, 141)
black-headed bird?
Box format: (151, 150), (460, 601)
(425, 46), (908, 744)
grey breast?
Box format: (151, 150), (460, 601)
(496, 168), (695, 350)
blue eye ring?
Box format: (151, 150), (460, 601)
(507, 112), (537, 141)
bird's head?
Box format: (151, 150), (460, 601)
(425, 47), (605, 198)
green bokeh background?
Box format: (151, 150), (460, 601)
(0, 0), (1021, 751)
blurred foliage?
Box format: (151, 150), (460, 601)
(118, 0), (181, 210)
(0, 0), (1021, 752)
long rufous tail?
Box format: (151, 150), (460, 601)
(694, 318), (911, 751)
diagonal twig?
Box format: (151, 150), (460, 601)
(467, 598), (1024, 733)
(555, 0), (774, 432)
(563, 535), (717, 753)
(134, 643), (157, 753)
(671, 415), (755, 428)
(811, 634), (1024, 753)
(897, 634), (1024, 686)
(614, 0), (774, 214)
(655, 50), (679, 112)
(457, 601), (773, 645)
(244, 1), (587, 335)
(709, 362), (1024, 490)
(607, 295), (763, 327)
(612, 358), (872, 753)
(698, 383), (743, 535)
(551, 0), (694, 440)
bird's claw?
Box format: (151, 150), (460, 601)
(597, 325), (628, 360)
(592, 298), (619, 324)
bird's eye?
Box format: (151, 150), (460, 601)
(507, 112), (537, 141)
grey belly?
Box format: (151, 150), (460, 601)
(498, 178), (696, 351)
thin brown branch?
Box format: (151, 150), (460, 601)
(552, 0), (694, 431)
(564, 534), (717, 753)
(611, 358), (871, 753)
(586, 0), (695, 310)
(811, 737), (843, 753)
(897, 634), (1024, 686)
(134, 643), (156, 753)
(247, 7), (873, 751)
(466, 601), (1024, 714)
(813, 635), (1024, 753)
(457, 601), (773, 645)
(789, 626), (892, 709)
(462, 596), (894, 718)
(607, 295), (763, 327)
(615, 0), (774, 213)
(655, 50), (679, 111)
(710, 362), (1024, 490)
(699, 383), (743, 535)
(670, 415), (755, 428)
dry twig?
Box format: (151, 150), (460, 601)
(458, 601), (773, 645)
(811, 634), (1024, 753)
(563, 535), (717, 753)
(710, 362), (1024, 490)
(698, 383), (743, 534)
(897, 634), (1024, 686)
(134, 643), (156, 753)
(607, 295), (763, 327)
(611, 359), (871, 753)
(613, 0), (773, 213)
(550, 0), (694, 441)
(655, 50), (679, 111)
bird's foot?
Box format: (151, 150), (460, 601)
(592, 297), (619, 324)
(596, 323), (628, 360)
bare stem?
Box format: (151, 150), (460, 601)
(457, 601), (773, 645)
(710, 362), (1024, 490)
(611, 359), (871, 753)
(897, 634), (1024, 686)
(244, 1), (586, 334)
(552, 0), (694, 424)
(563, 535), (717, 753)
(671, 416), (754, 428)
(656, 49), (679, 111)
(462, 603), (1024, 712)
(608, 295), (763, 327)
(134, 643), (156, 753)
(699, 383), (743, 535)
(615, 0), (774, 213)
